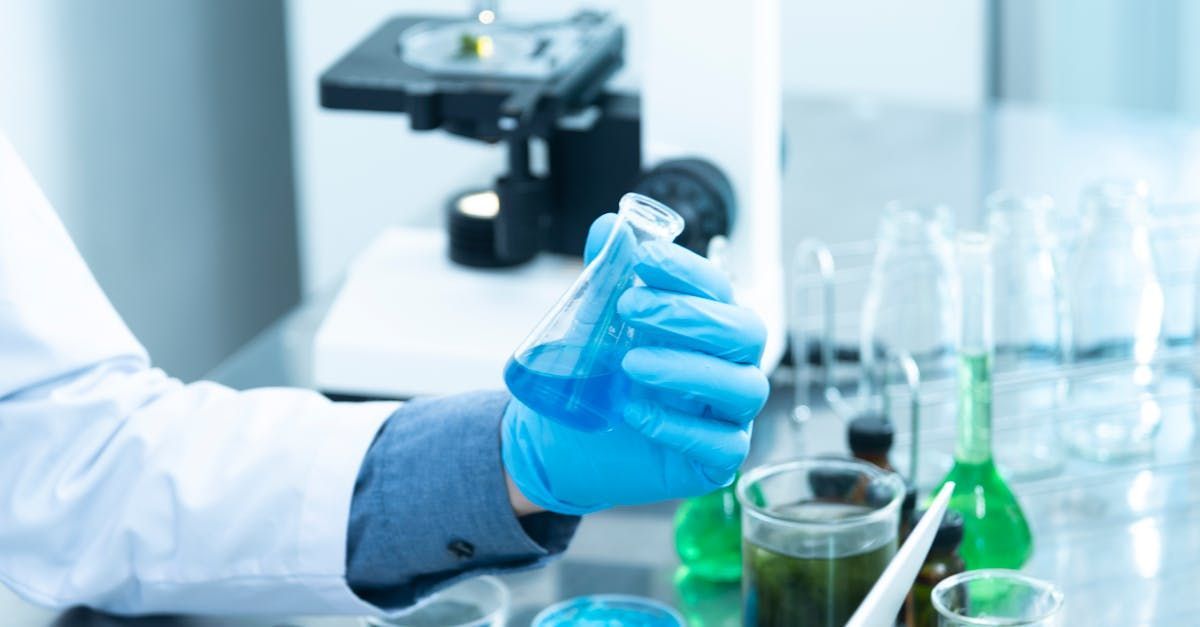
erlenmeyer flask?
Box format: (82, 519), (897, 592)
(1061, 180), (1164, 461)
(987, 192), (1065, 480)
(504, 193), (685, 432)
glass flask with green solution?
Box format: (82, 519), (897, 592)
(674, 475), (743, 582)
(934, 232), (1033, 570)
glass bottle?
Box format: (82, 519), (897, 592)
(673, 477), (742, 582)
(987, 192), (1066, 480)
(1061, 180), (1164, 461)
(846, 412), (917, 541)
(905, 510), (966, 627)
(935, 232), (1033, 570)
(504, 193), (685, 432)
(861, 203), (959, 394)
(847, 411), (896, 471)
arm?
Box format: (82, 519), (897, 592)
(0, 134), (564, 616)
(345, 392), (576, 609)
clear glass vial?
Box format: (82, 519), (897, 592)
(1061, 180), (1164, 461)
(987, 192), (1066, 479)
(860, 202), (959, 398)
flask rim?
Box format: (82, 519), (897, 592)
(618, 193), (685, 241)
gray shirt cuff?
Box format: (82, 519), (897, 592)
(345, 390), (580, 609)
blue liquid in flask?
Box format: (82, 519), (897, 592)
(504, 342), (632, 432)
(503, 193), (685, 433)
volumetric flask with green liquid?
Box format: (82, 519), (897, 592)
(504, 193), (685, 432)
(935, 233), (1033, 569)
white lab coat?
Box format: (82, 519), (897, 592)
(0, 133), (399, 615)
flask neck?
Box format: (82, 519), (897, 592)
(955, 349), (993, 464)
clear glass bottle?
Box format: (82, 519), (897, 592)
(1061, 180), (1164, 461)
(860, 202), (959, 400)
(935, 233), (1033, 570)
(504, 193), (685, 432)
(987, 192), (1066, 480)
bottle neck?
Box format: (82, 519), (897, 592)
(853, 451), (893, 472)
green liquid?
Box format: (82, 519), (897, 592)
(936, 351), (1033, 569)
(674, 567), (742, 627)
(674, 483), (742, 582)
(742, 503), (895, 627)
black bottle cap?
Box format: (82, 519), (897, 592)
(913, 509), (965, 552)
(847, 412), (895, 455)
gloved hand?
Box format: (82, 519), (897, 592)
(501, 214), (770, 515)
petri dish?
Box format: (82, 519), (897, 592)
(363, 576), (508, 627)
(532, 594), (685, 627)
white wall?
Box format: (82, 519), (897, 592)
(287, 0), (986, 293)
(782, 0), (986, 108)
(0, 0), (300, 379)
(998, 0), (1200, 117)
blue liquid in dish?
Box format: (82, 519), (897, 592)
(533, 595), (684, 627)
(503, 342), (631, 432)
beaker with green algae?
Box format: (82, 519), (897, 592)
(737, 458), (905, 627)
(934, 233), (1032, 569)
(504, 193), (685, 432)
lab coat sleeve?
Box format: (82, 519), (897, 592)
(347, 391), (580, 609)
(0, 134), (396, 615)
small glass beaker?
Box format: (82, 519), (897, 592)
(533, 594), (685, 626)
(737, 458), (905, 627)
(931, 569), (1063, 626)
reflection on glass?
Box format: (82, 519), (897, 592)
(860, 202), (959, 400)
(1061, 180), (1164, 461)
(987, 192), (1065, 479)
(1128, 517), (1162, 580)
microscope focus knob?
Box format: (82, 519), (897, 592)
(633, 158), (735, 255)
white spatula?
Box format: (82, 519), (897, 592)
(845, 481), (956, 627)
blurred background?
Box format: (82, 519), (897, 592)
(2, 0), (1199, 379)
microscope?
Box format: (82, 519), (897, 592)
(312, 1), (783, 398)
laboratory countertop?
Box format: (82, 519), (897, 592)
(6, 96), (1200, 625)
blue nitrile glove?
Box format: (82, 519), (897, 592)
(501, 213), (770, 515)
